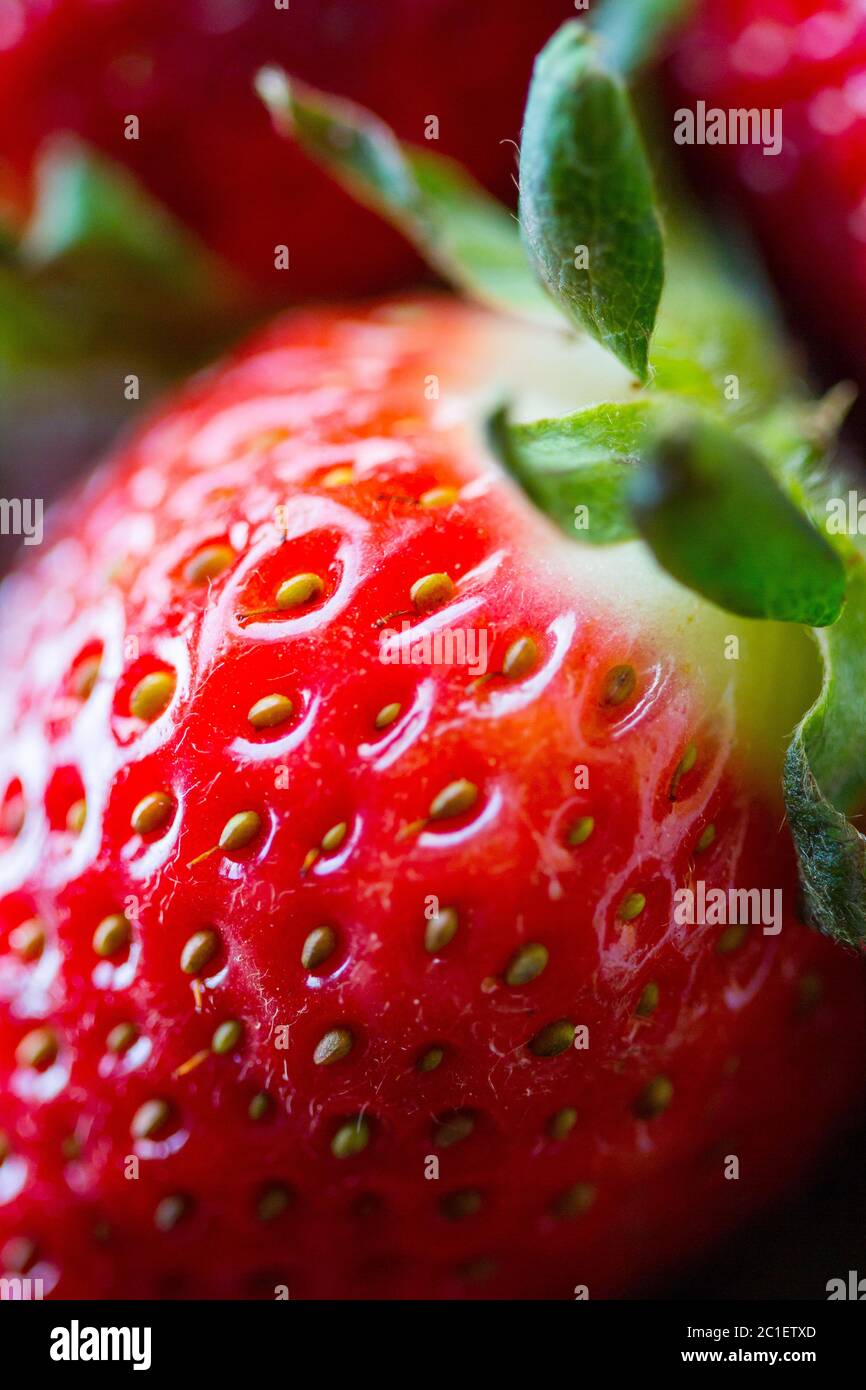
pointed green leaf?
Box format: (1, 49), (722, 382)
(4, 138), (249, 367)
(23, 138), (223, 293)
(784, 557), (866, 949)
(629, 410), (845, 625)
(24, 138), (246, 302)
(489, 400), (655, 543)
(518, 22), (664, 381)
(256, 67), (555, 323)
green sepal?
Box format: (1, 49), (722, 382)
(629, 409), (846, 626)
(489, 400), (653, 543)
(784, 558), (866, 949)
(518, 23), (664, 381)
(3, 138), (251, 367)
(256, 67), (555, 324)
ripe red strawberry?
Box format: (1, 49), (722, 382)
(0, 296), (864, 1300)
(668, 0), (866, 387)
(0, 0), (572, 300)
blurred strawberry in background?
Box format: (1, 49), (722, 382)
(0, 0), (573, 565)
(0, 0), (573, 300)
(669, 0), (866, 392)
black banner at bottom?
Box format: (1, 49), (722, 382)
(0, 1297), (862, 1375)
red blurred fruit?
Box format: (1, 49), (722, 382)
(669, 0), (866, 386)
(0, 298), (863, 1299)
(0, 0), (573, 299)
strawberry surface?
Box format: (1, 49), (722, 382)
(0, 298), (864, 1300)
(669, 0), (866, 387)
(0, 0), (572, 299)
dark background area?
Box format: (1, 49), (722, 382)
(661, 1111), (866, 1299)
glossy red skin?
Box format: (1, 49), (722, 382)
(0, 0), (572, 299)
(0, 299), (864, 1300)
(670, 0), (866, 386)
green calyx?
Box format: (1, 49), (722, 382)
(630, 410), (845, 627)
(784, 559), (866, 949)
(518, 23), (663, 382)
(258, 10), (866, 951)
